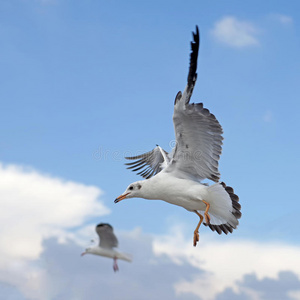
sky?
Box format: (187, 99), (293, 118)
(1, 0), (300, 299)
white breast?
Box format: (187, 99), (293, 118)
(140, 172), (209, 211)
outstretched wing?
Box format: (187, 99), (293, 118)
(168, 102), (223, 182)
(166, 26), (223, 182)
(125, 145), (169, 179)
(174, 25), (199, 106)
(96, 223), (118, 249)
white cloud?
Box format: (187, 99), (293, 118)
(0, 163), (299, 299)
(1, 230), (199, 300)
(289, 290), (300, 300)
(211, 16), (259, 48)
(271, 14), (293, 25)
(0, 162), (110, 299)
(0, 215), (300, 299)
(153, 226), (300, 300)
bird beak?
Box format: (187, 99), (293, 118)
(81, 252), (86, 256)
(114, 192), (130, 203)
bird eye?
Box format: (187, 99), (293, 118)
(129, 186), (133, 190)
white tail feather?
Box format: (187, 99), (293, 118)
(117, 252), (132, 262)
(205, 183), (238, 228)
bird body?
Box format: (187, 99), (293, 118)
(81, 223), (132, 271)
(118, 172), (238, 230)
(129, 172), (209, 208)
(83, 246), (132, 262)
(115, 26), (241, 245)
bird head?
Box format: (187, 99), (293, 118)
(81, 247), (92, 256)
(114, 181), (142, 203)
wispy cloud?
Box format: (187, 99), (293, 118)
(1, 163), (299, 299)
(153, 225), (300, 300)
(271, 13), (293, 25)
(0, 212), (300, 299)
(218, 271), (300, 300)
(0, 229), (200, 300)
(211, 16), (259, 48)
(0, 162), (109, 298)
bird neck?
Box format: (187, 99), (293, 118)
(90, 246), (117, 258)
(139, 175), (165, 200)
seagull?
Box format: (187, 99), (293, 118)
(115, 26), (241, 247)
(81, 223), (132, 271)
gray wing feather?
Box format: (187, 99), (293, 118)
(125, 146), (169, 179)
(166, 26), (223, 182)
(125, 26), (222, 182)
(96, 223), (118, 249)
(168, 103), (223, 182)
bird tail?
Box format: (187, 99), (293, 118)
(203, 182), (241, 234)
(117, 252), (132, 262)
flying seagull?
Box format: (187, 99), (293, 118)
(81, 223), (132, 271)
(115, 26), (241, 246)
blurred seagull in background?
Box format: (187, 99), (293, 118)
(81, 223), (132, 271)
(115, 26), (241, 246)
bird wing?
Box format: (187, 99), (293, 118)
(96, 223), (118, 249)
(165, 26), (223, 182)
(125, 145), (170, 179)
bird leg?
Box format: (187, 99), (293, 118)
(193, 201), (211, 246)
(202, 200), (211, 224)
(193, 210), (204, 247)
(113, 257), (119, 272)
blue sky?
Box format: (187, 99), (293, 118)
(1, 0), (300, 299)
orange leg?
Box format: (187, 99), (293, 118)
(202, 200), (211, 225)
(193, 210), (204, 247)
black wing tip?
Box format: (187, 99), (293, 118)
(174, 91), (182, 105)
(190, 26), (200, 57)
(194, 25), (200, 42)
(187, 26), (200, 88)
(96, 223), (113, 230)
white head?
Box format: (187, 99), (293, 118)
(81, 247), (94, 256)
(114, 181), (143, 203)
(81, 246), (107, 257)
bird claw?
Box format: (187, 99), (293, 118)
(193, 230), (199, 247)
(113, 264), (119, 272)
(113, 258), (119, 272)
